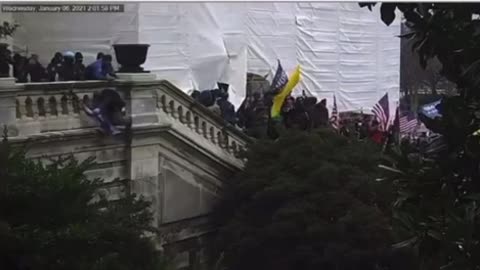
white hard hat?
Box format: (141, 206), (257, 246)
(63, 51), (75, 58)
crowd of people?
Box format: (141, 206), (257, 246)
(0, 50), (117, 82)
(190, 84), (394, 145)
(0, 50), (423, 145)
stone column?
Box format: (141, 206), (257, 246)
(118, 73), (160, 127)
(0, 77), (19, 137)
(120, 73), (163, 225)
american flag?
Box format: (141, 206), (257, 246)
(372, 93), (390, 131)
(268, 60), (289, 95)
(330, 95), (339, 130)
(399, 111), (418, 134)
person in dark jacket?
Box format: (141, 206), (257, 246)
(291, 97), (311, 131)
(217, 97), (236, 125)
(83, 88), (126, 135)
(14, 56), (28, 83)
(12, 53), (21, 78)
(282, 96), (297, 129)
(236, 95), (256, 130)
(46, 52), (63, 81)
(339, 119), (351, 137)
(359, 115), (370, 139)
(315, 98), (329, 127)
(25, 54), (47, 82)
(59, 51), (75, 81)
(96, 52), (104, 60)
(0, 49), (10, 77)
(102, 54), (116, 78)
(191, 88), (223, 107)
(73, 52), (86, 80)
(303, 96), (318, 129)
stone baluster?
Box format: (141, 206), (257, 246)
(36, 97), (45, 118)
(185, 111), (192, 128)
(193, 116), (200, 133)
(60, 94), (69, 116)
(47, 96), (58, 117)
(210, 126), (216, 144)
(71, 94), (80, 114)
(17, 96), (27, 119)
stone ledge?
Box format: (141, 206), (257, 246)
(8, 127), (102, 143)
(116, 73), (157, 82)
(8, 122), (243, 170)
(20, 80), (116, 91)
(0, 77), (16, 88)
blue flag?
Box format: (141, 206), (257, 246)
(419, 100), (442, 119)
(268, 60), (289, 95)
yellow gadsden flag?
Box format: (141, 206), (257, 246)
(270, 65), (301, 119)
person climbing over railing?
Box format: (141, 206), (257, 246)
(83, 88), (126, 136)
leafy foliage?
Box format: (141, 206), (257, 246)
(213, 129), (416, 270)
(380, 141), (480, 270)
(0, 21), (19, 39)
(361, 3), (480, 270)
(400, 22), (455, 109)
(0, 134), (168, 270)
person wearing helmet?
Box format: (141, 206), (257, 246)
(59, 51), (75, 81)
(46, 52), (63, 81)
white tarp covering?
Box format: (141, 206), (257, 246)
(1, 2), (400, 116)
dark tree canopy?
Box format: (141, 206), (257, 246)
(213, 129), (416, 270)
(362, 3), (480, 270)
(0, 135), (167, 270)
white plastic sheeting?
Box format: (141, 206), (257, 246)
(4, 2), (400, 115)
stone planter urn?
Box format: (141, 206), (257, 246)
(113, 44), (150, 73)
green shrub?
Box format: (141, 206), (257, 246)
(0, 134), (168, 270)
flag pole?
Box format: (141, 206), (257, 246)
(394, 101), (400, 146)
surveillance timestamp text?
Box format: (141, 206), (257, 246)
(1, 4), (125, 13)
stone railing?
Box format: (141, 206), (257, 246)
(14, 81), (113, 135)
(152, 80), (248, 163)
(0, 76), (250, 169)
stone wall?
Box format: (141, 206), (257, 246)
(0, 75), (250, 270)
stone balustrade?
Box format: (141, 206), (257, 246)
(14, 81), (109, 134)
(149, 80), (248, 166)
(0, 76), (250, 168)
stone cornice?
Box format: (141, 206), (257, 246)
(127, 123), (243, 171)
(8, 123), (243, 172)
